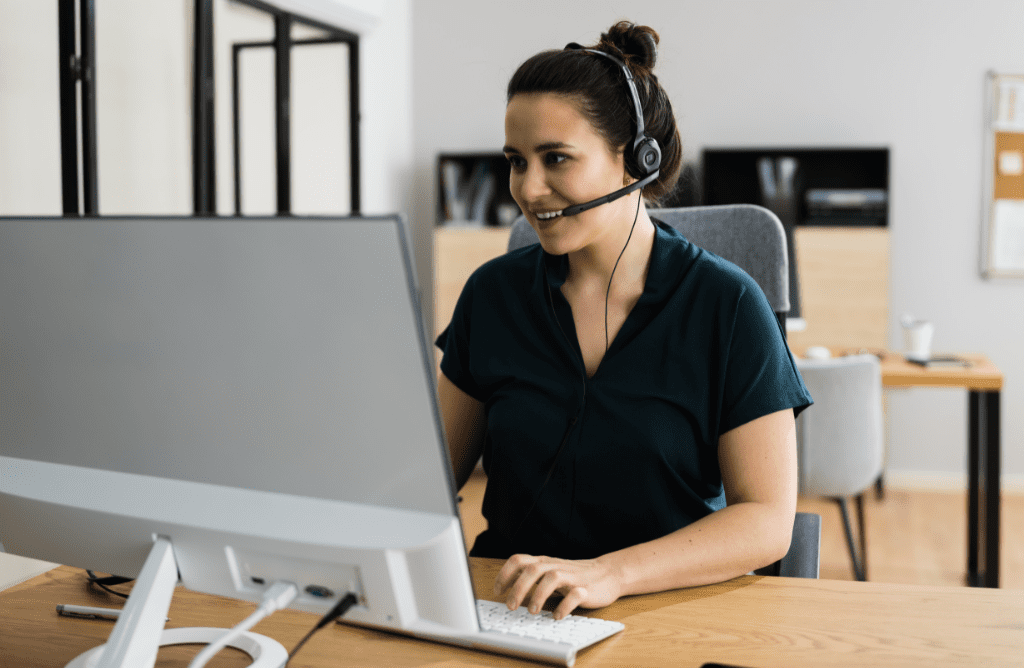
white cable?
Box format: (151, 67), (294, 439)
(187, 580), (298, 668)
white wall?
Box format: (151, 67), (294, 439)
(0, 0), (412, 218)
(412, 0), (1024, 483)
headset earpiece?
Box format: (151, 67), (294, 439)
(635, 136), (661, 176)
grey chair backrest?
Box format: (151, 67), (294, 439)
(795, 354), (885, 498)
(754, 511), (821, 578)
(507, 204), (790, 317)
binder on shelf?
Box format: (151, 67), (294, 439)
(440, 160), (470, 224)
(436, 153), (520, 228)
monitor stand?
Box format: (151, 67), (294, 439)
(64, 537), (287, 668)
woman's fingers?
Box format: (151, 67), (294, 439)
(506, 557), (555, 611)
(527, 567), (569, 614)
(553, 586), (589, 620)
(493, 554), (620, 619)
(494, 553), (539, 598)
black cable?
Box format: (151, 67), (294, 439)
(284, 592), (359, 666)
(604, 191), (644, 352)
(85, 570), (133, 599)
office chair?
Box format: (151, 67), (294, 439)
(508, 204), (791, 333)
(509, 205), (820, 578)
(754, 512), (821, 578)
(795, 354), (885, 581)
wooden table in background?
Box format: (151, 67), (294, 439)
(1, 560), (1021, 668)
(845, 350), (1004, 588)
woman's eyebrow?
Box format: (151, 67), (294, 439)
(502, 141), (573, 154)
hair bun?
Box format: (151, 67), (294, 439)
(600, 21), (659, 71)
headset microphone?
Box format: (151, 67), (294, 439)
(559, 170), (658, 218)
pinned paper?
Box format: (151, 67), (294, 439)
(995, 79), (1024, 131)
(991, 199), (1024, 273)
(998, 150), (1024, 176)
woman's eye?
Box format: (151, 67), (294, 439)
(505, 155), (526, 171)
(544, 153), (568, 166)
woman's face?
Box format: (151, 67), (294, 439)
(504, 93), (633, 256)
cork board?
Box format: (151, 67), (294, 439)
(983, 73), (1024, 278)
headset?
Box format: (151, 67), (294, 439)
(556, 43), (662, 218)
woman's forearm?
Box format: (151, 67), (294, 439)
(602, 409), (799, 595)
(600, 500), (794, 596)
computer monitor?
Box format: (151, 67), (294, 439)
(0, 216), (478, 666)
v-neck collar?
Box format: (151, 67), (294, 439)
(540, 219), (686, 378)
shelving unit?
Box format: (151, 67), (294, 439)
(432, 147), (893, 353)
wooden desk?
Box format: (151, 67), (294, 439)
(841, 351), (1004, 588)
(2, 560), (1021, 668)
(875, 351), (1003, 391)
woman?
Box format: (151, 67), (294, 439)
(436, 21), (812, 620)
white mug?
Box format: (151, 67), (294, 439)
(903, 320), (934, 361)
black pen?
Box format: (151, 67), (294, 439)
(56, 604), (169, 622)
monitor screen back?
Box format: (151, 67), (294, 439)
(0, 216), (455, 518)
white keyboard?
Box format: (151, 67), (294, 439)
(476, 598), (624, 652)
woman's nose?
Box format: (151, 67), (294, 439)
(517, 161), (551, 202)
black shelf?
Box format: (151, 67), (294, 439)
(702, 147), (890, 227)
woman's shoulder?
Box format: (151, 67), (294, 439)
(653, 221), (761, 298)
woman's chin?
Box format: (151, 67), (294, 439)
(536, 234), (574, 256)
(531, 221), (575, 255)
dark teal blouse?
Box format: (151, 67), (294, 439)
(436, 221), (812, 560)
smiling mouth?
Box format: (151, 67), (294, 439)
(534, 210), (564, 220)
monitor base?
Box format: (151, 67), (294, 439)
(65, 627), (288, 668)
(61, 537), (288, 668)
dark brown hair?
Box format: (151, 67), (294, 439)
(507, 21), (683, 203)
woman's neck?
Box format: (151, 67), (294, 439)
(565, 204), (656, 293)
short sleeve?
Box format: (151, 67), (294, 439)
(435, 274), (486, 401)
(719, 278), (812, 434)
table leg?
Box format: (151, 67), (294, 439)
(967, 390), (1000, 588)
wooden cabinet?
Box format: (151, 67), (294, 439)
(788, 227), (890, 354)
(433, 227), (511, 366)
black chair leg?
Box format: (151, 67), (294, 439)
(855, 493), (868, 580)
(836, 497), (866, 581)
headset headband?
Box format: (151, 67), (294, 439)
(564, 42), (660, 178)
(564, 43), (647, 154)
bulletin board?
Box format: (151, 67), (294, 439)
(982, 72), (1024, 278)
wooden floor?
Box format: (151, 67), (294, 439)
(458, 470), (1024, 589)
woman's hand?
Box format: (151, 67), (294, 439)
(493, 554), (623, 620)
